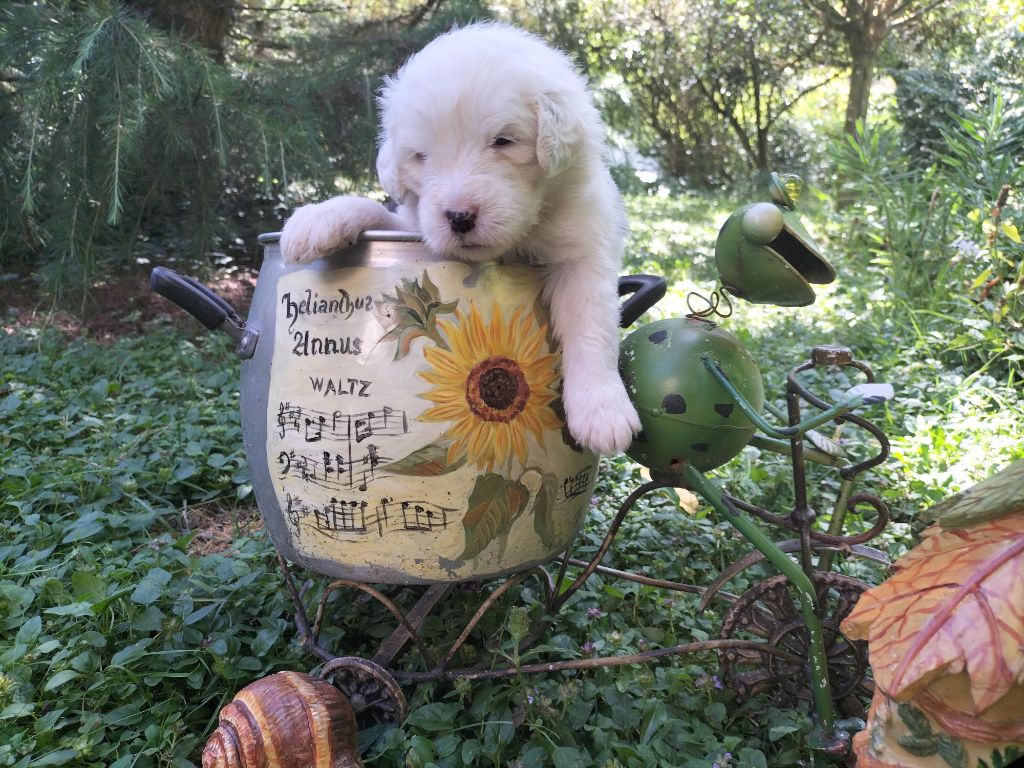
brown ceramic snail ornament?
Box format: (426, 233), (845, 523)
(201, 671), (363, 768)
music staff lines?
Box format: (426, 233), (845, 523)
(277, 445), (387, 492)
(276, 402), (409, 443)
(285, 493), (452, 539)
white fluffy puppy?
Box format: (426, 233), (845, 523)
(280, 22), (640, 454)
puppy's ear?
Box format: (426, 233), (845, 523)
(535, 91), (586, 177)
(376, 134), (408, 204)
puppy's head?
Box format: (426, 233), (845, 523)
(376, 23), (602, 260)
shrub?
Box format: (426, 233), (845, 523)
(0, 0), (490, 302)
(832, 93), (1024, 383)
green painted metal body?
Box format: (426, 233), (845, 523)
(619, 317), (765, 472)
(682, 466), (840, 746)
(714, 173), (836, 306)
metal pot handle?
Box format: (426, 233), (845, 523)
(150, 266), (258, 358)
(618, 275), (667, 328)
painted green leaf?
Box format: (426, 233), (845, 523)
(384, 442), (466, 477)
(930, 459), (1024, 528)
(980, 746), (1023, 768)
(379, 271), (457, 359)
(896, 702), (934, 738)
(394, 325), (432, 360)
(935, 734), (967, 768)
(459, 473), (530, 561)
(532, 472), (561, 549)
(897, 733), (938, 757)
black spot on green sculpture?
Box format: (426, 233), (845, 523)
(662, 394), (687, 414)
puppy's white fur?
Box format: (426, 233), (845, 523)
(281, 23), (640, 454)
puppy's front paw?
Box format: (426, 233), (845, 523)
(280, 203), (348, 265)
(280, 197), (391, 265)
(564, 378), (641, 455)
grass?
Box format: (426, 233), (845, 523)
(1, 189), (1022, 767)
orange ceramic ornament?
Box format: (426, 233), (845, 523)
(841, 460), (1024, 767)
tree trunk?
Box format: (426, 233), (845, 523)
(126, 0), (236, 61)
(844, 35), (877, 137)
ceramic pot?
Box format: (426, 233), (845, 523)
(152, 232), (663, 583)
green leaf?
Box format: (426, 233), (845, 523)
(384, 442), (466, 477)
(0, 584), (35, 619)
(71, 571), (106, 602)
(131, 568), (173, 605)
(769, 722), (802, 741)
(0, 643), (28, 665)
(90, 586), (134, 614)
(102, 704), (142, 726)
(173, 458), (198, 481)
(44, 603), (93, 618)
(129, 605), (166, 632)
(28, 749), (79, 766)
(43, 669), (81, 692)
(552, 746), (587, 768)
(461, 739), (481, 765)
(183, 601), (222, 626)
(404, 702), (460, 732)
(250, 626), (282, 656)
(737, 747), (768, 768)
(457, 473), (531, 561)
(0, 703), (34, 720)
(62, 517), (105, 544)
(0, 392), (22, 416)
(15, 615), (42, 645)
(206, 453), (229, 468)
(531, 472), (561, 549)
(705, 701), (726, 725)
(109, 637), (154, 668)
(640, 699), (668, 744)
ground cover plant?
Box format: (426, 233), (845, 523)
(2, 179), (1022, 767)
(2, 2), (1022, 765)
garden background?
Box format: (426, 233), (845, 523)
(0, 0), (1022, 766)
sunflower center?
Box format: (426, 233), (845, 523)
(466, 356), (530, 422)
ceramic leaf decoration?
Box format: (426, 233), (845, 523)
(378, 271), (458, 360)
(842, 513), (1024, 715)
(926, 459), (1024, 529)
(458, 473), (531, 561)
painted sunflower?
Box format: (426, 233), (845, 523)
(418, 303), (563, 471)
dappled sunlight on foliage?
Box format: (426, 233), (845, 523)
(2, 0), (1023, 765)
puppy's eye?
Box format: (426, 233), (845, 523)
(491, 136), (515, 148)
(413, 152), (427, 162)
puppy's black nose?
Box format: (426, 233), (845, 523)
(445, 209), (476, 234)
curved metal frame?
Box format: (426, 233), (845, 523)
(277, 345), (891, 762)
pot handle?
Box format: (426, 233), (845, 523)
(150, 267), (258, 359)
(618, 275), (666, 328)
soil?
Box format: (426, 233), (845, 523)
(0, 264), (258, 342)
(175, 502), (265, 557)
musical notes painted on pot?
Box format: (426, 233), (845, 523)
(284, 493), (452, 540)
(276, 402), (409, 443)
(277, 444), (388, 493)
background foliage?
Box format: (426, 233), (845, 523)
(1, 0), (1022, 766)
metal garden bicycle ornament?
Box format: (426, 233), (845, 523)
(154, 172), (893, 765)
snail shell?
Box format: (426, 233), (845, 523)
(202, 671), (363, 768)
